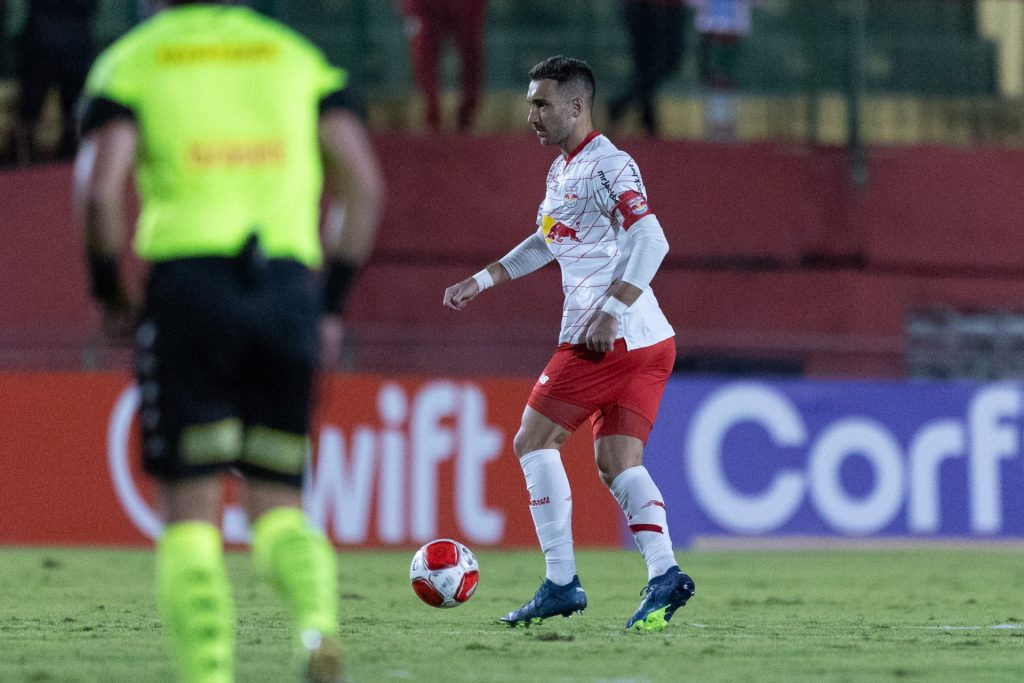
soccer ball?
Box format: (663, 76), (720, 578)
(409, 538), (480, 608)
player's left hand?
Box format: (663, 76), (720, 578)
(584, 310), (618, 353)
(442, 278), (481, 311)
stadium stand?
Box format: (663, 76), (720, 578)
(0, 1), (1019, 145)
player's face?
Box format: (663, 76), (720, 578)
(527, 79), (577, 149)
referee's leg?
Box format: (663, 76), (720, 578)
(155, 476), (235, 683)
(245, 469), (343, 683)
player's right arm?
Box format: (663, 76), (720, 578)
(442, 231), (553, 311)
(319, 108), (385, 309)
(74, 39), (142, 344)
(74, 119), (139, 343)
(317, 95), (384, 367)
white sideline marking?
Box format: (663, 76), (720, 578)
(681, 623), (1021, 631)
(920, 624), (1022, 631)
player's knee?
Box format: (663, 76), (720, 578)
(594, 448), (641, 488)
(512, 427), (533, 458)
(594, 454), (619, 488)
(595, 460), (616, 488)
(512, 425), (566, 458)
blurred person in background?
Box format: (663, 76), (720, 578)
(0, 0), (8, 164)
(73, 0), (383, 681)
(443, 55), (695, 632)
(688, 0), (756, 141)
(608, 0), (687, 138)
(401, 0), (487, 132)
(13, 0), (99, 165)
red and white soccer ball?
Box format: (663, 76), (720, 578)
(409, 538), (480, 608)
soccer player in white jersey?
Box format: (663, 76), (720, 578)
(443, 55), (695, 632)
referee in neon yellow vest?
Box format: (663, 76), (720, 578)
(73, 2), (383, 681)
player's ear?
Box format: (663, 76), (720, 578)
(571, 96), (583, 118)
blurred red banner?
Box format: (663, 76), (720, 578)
(0, 372), (622, 548)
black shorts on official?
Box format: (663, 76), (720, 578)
(135, 255), (320, 486)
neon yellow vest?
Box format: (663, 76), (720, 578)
(84, 4), (346, 267)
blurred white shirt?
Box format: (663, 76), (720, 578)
(688, 0), (754, 36)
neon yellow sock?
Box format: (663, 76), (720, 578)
(157, 521), (235, 683)
(252, 507), (339, 639)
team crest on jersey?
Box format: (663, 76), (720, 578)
(563, 186), (579, 207)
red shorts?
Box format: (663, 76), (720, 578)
(527, 337), (675, 444)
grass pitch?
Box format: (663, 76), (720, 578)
(0, 546), (1022, 682)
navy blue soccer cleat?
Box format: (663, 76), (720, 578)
(625, 566), (695, 632)
(500, 575), (587, 626)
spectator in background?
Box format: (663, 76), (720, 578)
(14, 0), (99, 165)
(0, 0), (7, 162)
(1, 0), (26, 166)
(0, 1), (6, 55)
(608, 0), (687, 138)
(401, 0), (487, 133)
(688, 0), (756, 141)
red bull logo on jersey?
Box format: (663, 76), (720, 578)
(563, 187), (579, 207)
(543, 215), (582, 244)
(547, 222), (581, 244)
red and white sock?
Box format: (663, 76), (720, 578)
(611, 466), (677, 581)
(520, 448), (576, 586)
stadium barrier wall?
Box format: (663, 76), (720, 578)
(3, 137), (1024, 376)
(3, 372), (1023, 548)
(371, 135), (1024, 271)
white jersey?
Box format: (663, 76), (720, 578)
(537, 132), (674, 349)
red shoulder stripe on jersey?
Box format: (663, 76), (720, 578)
(615, 189), (653, 230)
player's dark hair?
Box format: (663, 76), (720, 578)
(529, 56), (596, 108)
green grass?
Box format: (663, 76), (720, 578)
(1, 547), (1023, 682)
